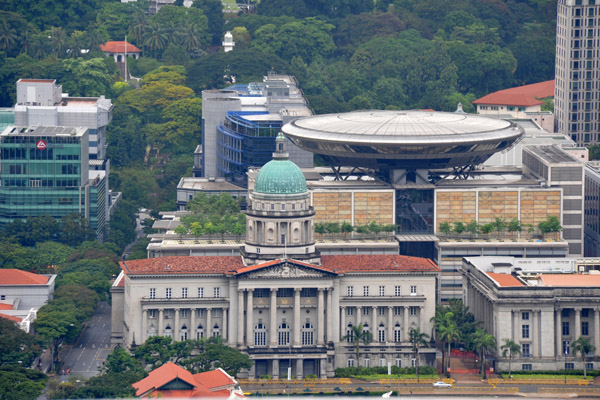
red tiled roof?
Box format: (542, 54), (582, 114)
(538, 274), (600, 287)
(0, 313), (22, 323)
(121, 256), (244, 275)
(133, 363), (236, 399)
(486, 272), (524, 287)
(320, 255), (439, 273)
(473, 80), (554, 107)
(0, 269), (50, 285)
(0, 303), (14, 310)
(100, 41), (141, 53)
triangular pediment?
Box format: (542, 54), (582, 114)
(237, 260), (336, 279)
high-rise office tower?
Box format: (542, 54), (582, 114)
(555, 0), (600, 145)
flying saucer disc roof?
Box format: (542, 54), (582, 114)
(282, 110), (517, 145)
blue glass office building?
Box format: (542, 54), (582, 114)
(217, 111), (283, 186)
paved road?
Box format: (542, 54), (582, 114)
(59, 301), (113, 379)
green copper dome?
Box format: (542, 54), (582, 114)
(254, 159), (307, 194)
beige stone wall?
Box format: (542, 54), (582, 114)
(312, 191), (394, 225)
(435, 189), (562, 231)
(436, 192), (476, 227)
(520, 190), (561, 226)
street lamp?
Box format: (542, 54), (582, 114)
(416, 343), (420, 384)
(564, 350), (568, 385)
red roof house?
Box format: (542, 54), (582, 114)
(133, 362), (244, 399)
(100, 41), (141, 54)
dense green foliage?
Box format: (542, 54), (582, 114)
(0, 318), (43, 368)
(0, 365), (48, 400)
(335, 366), (437, 378)
(174, 193), (246, 237)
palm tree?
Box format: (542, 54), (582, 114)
(343, 323), (372, 370)
(409, 328), (430, 383)
(130, 11), (148, 46)
(143, 22), (168, 58)
(500, 338), (520, 378)
(49, 27), (67, 57)
(432, 310), (459, 377)
(0, 20), (18, 52)
(573, 337), (595, 379)
(473, 328), (496, 379)
(178, 21), (201, 52)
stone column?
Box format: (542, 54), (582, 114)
(372, 306), (377, 341)
(142, 310), (147, 343)
(190, 308), (196, 340)
(293, 288), (301, 347)
(270, 289), (278, 347)
(513, 311), (519, 341)
(357, 306), (362, 325)
(272, 359), (279, 379)
(340, 306), (346, 342)
(296, 358), (303, 379)
(419, 306), (424, 333)
(595, 308), (600, 355)
(246, 289), (253, 346)
(318, 288), (325, 345)
(223, 308), (228, 342)
(326, 288), (333, 343)
(158, 308), (164, 336)
(229, 280), (237, 345)
(332, 280), (340, 344)
(320, 358), (326, 378)
(174, 308), (180, 341)
(403, 306), (409, 342)
(207, 308), (212, 339)
(532, 310), (539, 357)
(575, 308), (582, 339)
(556, 308), (562, 357)
(238, 290), (244, 346)
(387, 306), (393, 344)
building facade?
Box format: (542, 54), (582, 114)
(585, 162), (600, 256)
(555, 0), (600, 145)
(113, 137), (440, 378)
(0, 126), (108, 240)
(462, 256), (600, 371)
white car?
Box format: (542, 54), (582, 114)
(432, 381), (453, 388)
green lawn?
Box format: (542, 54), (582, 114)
(500, 374), (592, 380)
(356, 374), (439, 381)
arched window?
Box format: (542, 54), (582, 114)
(196, 325), (204, 340)
(278, 323), (290, 346)
(212, 324), (220, 338)
(180, 325), (188, 341)
(302, 322), (314, 345)
(394, 323), (402, 343)
(148, 325), (157, 338)
(362, 323), (370, 335)
(164, 325), (172, 338)
(378, 323), (386, 343)
(254, 323), (266, 346)
(346, 324), (354, 343)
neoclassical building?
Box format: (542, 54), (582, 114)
(112, 135), (440, 378)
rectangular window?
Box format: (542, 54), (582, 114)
(582, 309), (589, 318)
(347, 359), (354, 367)
(213, 309), (221, 317)
(582, 321), (589, 336)
(182, 288), (188, 298)
(410, 286), (417, 295)
(586, 363), (594, 370)
(347, 307), (354, 316)
(166, 288), (172, 299)
(563, 340), (571, 355)
(148, 309), (157, 318)
(164, 309), (173, 319)
(379, 286), (385, 296)
(364, 307), (370, 316)
(565, 362), (575, 370)
(347, 286), (354, 297)
(395, 359), (402, 367)
(378, 307), (385, 316)
(394, 307), (402, 316)
(196, 309), (204, 318)
(281, 204), (286, 211)
(149, 288), (156, 299)
(522, 343), (530, 357)
(181, 309), (189, 318)
(562, 321), (570, 336)
(522, 364), (532, 371)
(198, 287), (204, 298)
(379, 358), (386, 367)
(363, 286), (369, 296)
(409, 306), (418, 316)
(394, 286), (401, 296)
(522, 324), (530, 339)
(522, 312), (530, 320)
(214, 287), (221, 298)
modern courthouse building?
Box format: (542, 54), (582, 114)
(555, 0), (600, 145)
(112, 137), (440, 378)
